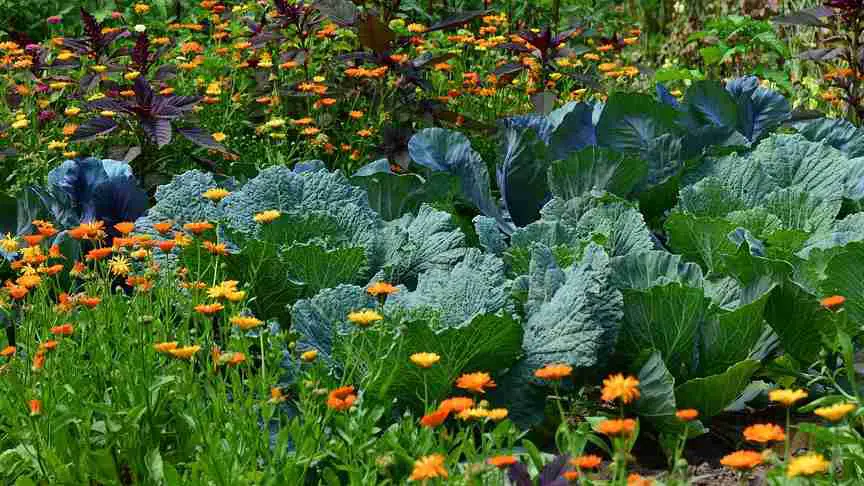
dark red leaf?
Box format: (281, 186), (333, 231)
(425, 10), (487, 33)
(358, 14), (395, 53)
(141, 118), (172, 147)
(773, 7), (834, 26)
(70, 117), (119, 142)
(177, 126), (227, 152)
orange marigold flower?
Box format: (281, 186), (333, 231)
(22, 234), (44, 247)
(409, 454), (448, 481)
(676, 409), (699, 421)
(439, 397), (474, 414)
(7, 284), (28, 300)
(571, 454), (603, 469)
(821, 295), (845, 310)
(270, 387), (287, 403)
(32, 350), (46, 370)
(157, 240), (177, 252)
(300, 349), (318, 362)
(40, 340), (58, 351)
(563, 471), (580, 480)
(349, 110), (364, 119)
(195, 303), (224, 315)
(743, 423), (785, 443)
(769, 389), (808, 407)
(253, 210), (281, 224)
(29, 399), (42, 416)
(720, 450), (763, 470)
(169, 345), (201, 360)
(487, 455), (518, 469)
(601, 373), (640, 404)
(153, 342), (178, 353)
(114, 221), (135, 234)
(230, 315), (263, 330)
(420, 408), (450, 428)
(50, 323), (74, 336)
(203, 240), (228, 256)
(456, 372), (496, 393)
(184, 221), (214, 235)
(1, 345), (16, 358)
(153, 220), (174, 234)
(596, 418), (637, 437)
(78, 295), (100, 308)
(367, 281), (398, 296)
(626, 473), (654, 486)
(534, 363), (573, 380)
(327, 385), (357, 411)
(85, 247), (113, 261)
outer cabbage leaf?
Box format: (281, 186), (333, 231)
(497, 127), (553, 226)
(385, 249), (509, 327)
(725, 76), (790, 143)
(795, 117), (864, 158)
(548, 147), (647, 201)
(610, 250), (704, 290)
(377, 204), (467, 285)
(675, 360), (761, 418)
(143, 169), (227, 224)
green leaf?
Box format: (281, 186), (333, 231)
(282, 243), (368, 297)
(369, 313), (523, 408)
(597, 93), (680, 155)
(548, 147), (647, 201)
(386, 249), (509, 327)
(698, 289), (771, 376)
(820, 241), (864, 327)
(633, 351), (677, 420)
(145, 448), (164, 483)
(764, 280), (834, 363)
(351, 169), (428, 220)
(664, 211), (738, 275)
(618, 283), (709, 381)
(675, 360), (760, 418)
(610, 250), (704, 290)
(498, 127), (553, 226)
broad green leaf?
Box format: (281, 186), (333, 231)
(497, 127), (552, 226)
(764, 280), (834, 364)
(282, 243), (368, 297)
(610, 250), (704, 290)
(618, 283), (710, 381)
(820, 241), (864, 328)
(675, 360), (760, 418)
(698, 289), (771, 376)
(633, 351), (677, 420)
(548, 147), (647, 201)
(664, 211), (738, 275)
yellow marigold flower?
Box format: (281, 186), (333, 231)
(743, 423), (785, 443)
(347, 309), (383, 327)
(301, 349), (318, 362)
(769, 388), (808, 407)
(253, 210), (281, 224)
(230, 315), (263, 330)
(787, 453), (829, 478)
(47, 140), (67, 151)
(367, 281), (398, 296)
(409, 454), (448, 481)
(0, 233), (18, 253)
(207, 280), (239, 299)
(108, 255), (131, 276)
(720, 450), (762, 470)
(814, 402), (857, 422)
(534, 363), (573, 380)
(205, 82), (222, 96)
(202, 187), (231, 202)
(134, 3), (151, 14)
(124, 71), (141, 81)
(225, 290), (246, 302)
(11, 119), (29, 129)
(183, 221), (214, 234)
(486, 408), (508, 421)
(153, 341), (178, 353)
(456, 372), (496, 393)
(601, 373), (640, 404)
(195, 303), (224, 315)
(410, 352), (440, 368)
(169, 345), (201, 359)
(212, 132), (227, 142)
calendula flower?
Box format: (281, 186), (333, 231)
(169, 345), (201, 360)
(596, 418), (637, 437)
(29, 399), (42, 416)
(410, 352), (440, 368)
(86, 247), (113, 261)
(409, 454), (448, 481)
(183, 221), (214, 234)
(195, 303), (224, 315)
(769, 389), (808, 407)
(456, 372), (496, 393)
(50, 323), (74, 336)
(270, 387), (286, 403)
(207, 280), (240, 299)
(230, 315), (262, 330)
(814, 402), (857, 422)
(153, 220), (174, 234)
(153, 342), (178, 353)
(327, 386), (357, 411)
(787, 453), (829, 478)
(202, 188), (231, 201)
(203, 240), (228, 256)
(253, 210), (281, 224)
(1, 345), (16, 358)
(439, 397), (474, 414)
(534, 363), (573, 380)
(571, 455), (603, 469)
(821, 295), (845, 310)
(347, 309), (383, 327)
(601, 373), (640, 404)
(108, 255), (131, 276)
(420, 409), (450, 427)
(367, 281), (398, 296)
(626, 473), (653, 486)
(212, 132), (227, 142)
(456, 407), (488, 421)
(0, 233), (18, 253)
(300, 349), (318, 362)
(78, 295), (100, 308)
(743, 423), (785, 443)
(486, 408), (509, 421)
(487, 455), (518, 468)
(720, 450), (763, 470)
(676, 409), (699, 421)
(133, 3), (150, 14)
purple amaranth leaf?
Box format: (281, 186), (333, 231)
(70, 117), (119, 141)
(177, 126), (227, 152)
